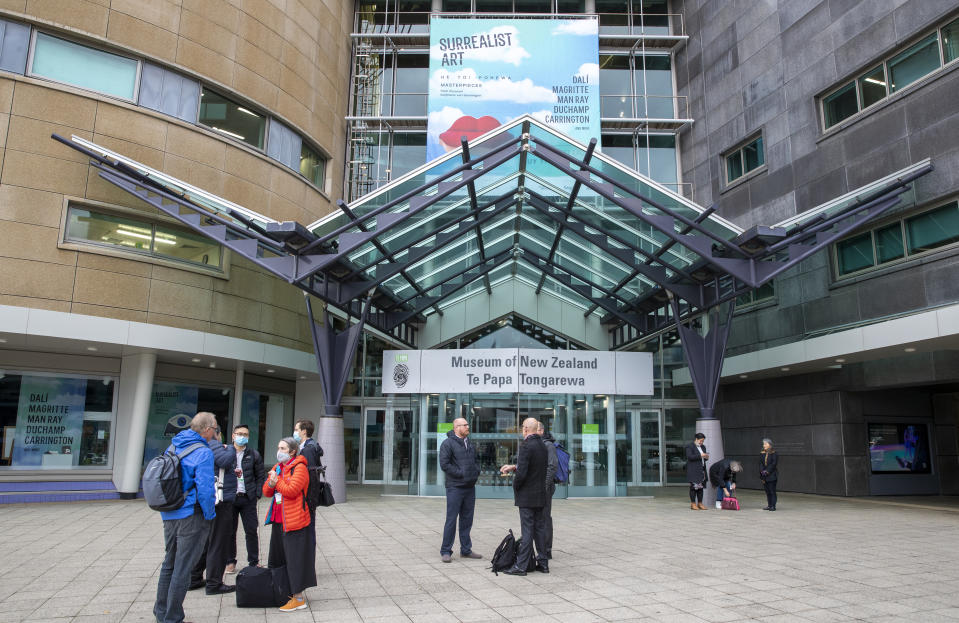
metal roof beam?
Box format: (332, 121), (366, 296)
(460, 138), (493, 295)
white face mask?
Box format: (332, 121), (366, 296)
(277, 451), (291, 464)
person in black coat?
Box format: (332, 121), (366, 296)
(760, 438), (779, 511)
(439, 418), (481, 562)
(294, 419), (324, 551)
(685, 433), (709, 510)
(499, 417), (549, 575)
(225, 424), (266, 572)
(191, 424), (238, 594)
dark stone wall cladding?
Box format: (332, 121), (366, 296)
(676, 0), (959, 356)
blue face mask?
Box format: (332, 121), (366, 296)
(234, 436), (248, 447)
(292, 432), (301, 442)
(277, 451), (291, 464)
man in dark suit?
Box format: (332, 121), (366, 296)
(499, 417), (549, 575)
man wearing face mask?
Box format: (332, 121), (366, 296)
(293, 420), (324, 551)
(225, 424), (266, 574)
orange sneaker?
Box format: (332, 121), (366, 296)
(279, 597), (306, 612)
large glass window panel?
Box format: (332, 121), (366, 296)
(515, 0), (551, 12)
(199, 87), (266, 148)
(822, 82), (858, 128)
(476, 0), (512, 12)
(66, 208), (155, 252)
(153, 224), (222, 268)
(634, 55), (673, 118)
(31, 33), (138, 100)
(664, 407), (697, 483)
(557, 0), (586, 12)
(601, 134), (634, 168)
(596, 0), (629, 34)
(858, 65), (887, 109)
(889, 34), (941, 92)
(837, 231), (875, 275)
(390, 133), (427, 178)
(944, 18), (959, 64)
(726, 152), (743, 183)
(743, 137), (764, 173)
(364, 409), (386, 480)
(397, 1), (430, 32)
(300, 143), (326, 187)
(639, 134), (677, 184)
(394, 54), (428, 115)
(0, 373), (117, 469)
(906, 202), (959, 254)
(442, 0), (471, 11)
(875, 222), (904, 264)
(600, 54), (632, 118)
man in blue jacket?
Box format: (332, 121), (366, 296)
(190, 421), (237, 594)
(439, 417), (481, 563)
(153, 411), (218, 623)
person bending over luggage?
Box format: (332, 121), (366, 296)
(264, 436), (316, 612)
(708, 458), (742, 509)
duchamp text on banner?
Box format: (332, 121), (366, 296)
(426, 15), (600, 161)
(382, 349), (653, 395)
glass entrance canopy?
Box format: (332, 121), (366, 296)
(55, 116), (932, 349)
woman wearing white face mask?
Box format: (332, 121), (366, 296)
(263, 437), (316, 612)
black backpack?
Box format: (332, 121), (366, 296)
(489, 529), (517, 575)
(142, 443), (206, 511)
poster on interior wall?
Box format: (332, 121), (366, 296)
(426, 15), (600, 162)
(142, 382), (199, 467)
(11, 375), (86, 467)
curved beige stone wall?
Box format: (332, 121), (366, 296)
(0, 2), (353, 352)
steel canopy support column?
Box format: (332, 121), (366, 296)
(669, 299), (734, 507)
(304, 293), (373, 504)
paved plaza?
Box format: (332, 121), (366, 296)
(2, 488), (959, 623)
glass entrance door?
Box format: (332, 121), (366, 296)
(361, 406), (415, 485)
(632, 410), (662, 485)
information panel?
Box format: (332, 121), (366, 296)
(383, 349), (653, 395)
(427, 16), (600, 161)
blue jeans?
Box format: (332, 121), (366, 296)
(716, 480), (733, 502)
(154, 511), (211, 623)
(441, 486), (475, 556)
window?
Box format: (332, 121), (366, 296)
(888, 34), (941, 92)
(944, 17), (959, 63)
(735, 280), (775, 307)
(199, 87), (266, 149)
(300, 143), (326, 188)
(30, 33), (138, 100)
(64, 206), (223, 270)
(821, 16), (959, 130)
(725, 135), (764, 184)
(835, 201), (959, 276)
(0, 372), (116, 470)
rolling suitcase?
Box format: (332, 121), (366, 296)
(235, 565), (291, 607)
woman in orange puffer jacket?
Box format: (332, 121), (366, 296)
(263, 436), (316, 612)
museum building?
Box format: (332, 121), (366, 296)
(1, 0), (959, 502)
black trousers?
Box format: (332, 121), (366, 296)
(515, 506), (547, 571)
(764, 480), (778, 508)
(268, 523), (317, 595)
(688, 484), (704, 503)
(191, 500), (233, 589)
(542, 484), (554, 558)
(228, 493), (259, 566)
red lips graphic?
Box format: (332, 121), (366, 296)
(439, 115), (501, 145)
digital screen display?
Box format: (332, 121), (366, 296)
(868, 423), (931, 474)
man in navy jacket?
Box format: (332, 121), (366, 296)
(153, 412), (218, 623)
(439, 417), (481, 563)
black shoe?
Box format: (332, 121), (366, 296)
(502, 567), (526, 576)
(546, 552), (552, 560)
(762, 506), (770, 511)
(205, 584), (236, 595)
(535, 564), (549, 573)
(769, 507), (776, 511)
(188, 580), (205, 591)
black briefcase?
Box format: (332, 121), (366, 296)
(235, 565), (291, 608)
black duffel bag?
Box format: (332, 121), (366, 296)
(235, 565), (291, 608)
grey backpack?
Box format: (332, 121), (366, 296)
(142, 443), (206, 511)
